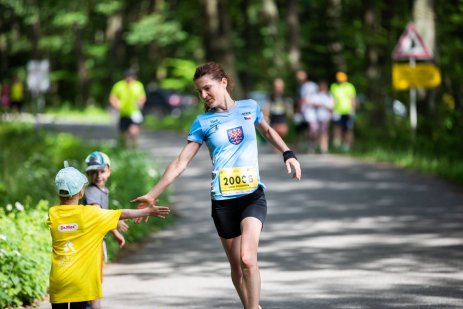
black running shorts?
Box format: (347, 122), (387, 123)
(211, 186), (267, 239)
(119, 116), (139, 132)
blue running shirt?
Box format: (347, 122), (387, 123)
(188, 99), (265, 200)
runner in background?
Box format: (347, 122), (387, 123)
(109, 69), (146, 148)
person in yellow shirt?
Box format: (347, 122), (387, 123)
(48, 162), (170, 309)
(330, 71), (357, 152)
(10, 75), (25, 113)
(109, 68), (146, 148)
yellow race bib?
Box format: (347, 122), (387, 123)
(219, 166), (258, 196)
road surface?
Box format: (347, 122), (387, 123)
(35, 124), (463, 308)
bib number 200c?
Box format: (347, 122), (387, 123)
(219, 167), (258, 196)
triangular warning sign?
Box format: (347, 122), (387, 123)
(392, 23), (433, 60)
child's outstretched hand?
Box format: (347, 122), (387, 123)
(117, 220), (129, 233)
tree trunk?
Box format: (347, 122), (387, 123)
(106, 13), (124, 82)
(363, 0), (385, 126)
(326, 0), (346, 71)
(241, 0), (251, 93)
(31, 14), (41, 60)
(198, 0), (242, 97)
(413, 0), (436, 113)
(75, 23), (89, 107)
(286, 0), (301, 73)
(261, 0), (284, 72)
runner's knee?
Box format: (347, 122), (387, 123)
(240, 253), (258, 271)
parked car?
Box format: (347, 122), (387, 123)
(143, 86), (197, 118)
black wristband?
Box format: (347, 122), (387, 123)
(283, 150), (297, 162)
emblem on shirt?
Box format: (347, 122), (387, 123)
(242, 111), (253, 120)
(63, 241), (76, 252)
(58, 223), (78, 232)
(227, 126), (244, 145)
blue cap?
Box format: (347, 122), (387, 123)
(124, 68), (136, 77)
(55, 161), (88, 197)
(85, 151), (111, 172)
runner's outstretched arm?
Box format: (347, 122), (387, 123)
(131, 141), (202, 210)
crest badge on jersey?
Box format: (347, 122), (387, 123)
(227, 126), (244, 145)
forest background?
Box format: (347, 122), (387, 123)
(1, 0), (463, 178)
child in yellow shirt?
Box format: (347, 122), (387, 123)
(48, 162), (170, 309)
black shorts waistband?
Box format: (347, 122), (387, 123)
(212, 186), (264, 207)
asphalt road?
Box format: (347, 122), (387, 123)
(35, 124), (463, 309)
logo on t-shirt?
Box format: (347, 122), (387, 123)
(63, 241), (76, 252)
(227, 126), (244, 145)
(58, 223), (78, 232)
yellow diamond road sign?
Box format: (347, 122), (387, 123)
(392, 63), (441, 90)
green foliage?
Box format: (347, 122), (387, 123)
(0, 122), (174, 306)
(353, 99), (463, 185)
(143, 103), (202, 134)
(0, 201), (51, 308)
(94, 0), (123, 15)
(159, 58), (197, 91)
(0, 123), (89, 207)
(125, 13), (187, 46)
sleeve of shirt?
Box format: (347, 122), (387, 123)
(136, 81), (146, 98)
(254, 100), (264, 124)
(187, 117), (205, 144)
(350, 83), (357, 97)
(110, 81), (120, 97)
(95, 208), (122, 234)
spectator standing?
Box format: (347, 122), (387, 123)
(0, 80), (11, 109)
(10, 75), (25, 113)
(264, 78), (293, 142)
(109, 69), (146, 148)
(330, 71), (357, 152)
(306, 81), (334, 154)
(296, 70), (319, 152)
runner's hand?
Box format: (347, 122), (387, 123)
(130, 195), (155, 223)
(286, 158), (301, 180)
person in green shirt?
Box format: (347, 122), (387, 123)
(330, 71), (357, 152)
(109, 69), (146, 148)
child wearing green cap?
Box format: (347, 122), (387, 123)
(48, 162), (170, 309)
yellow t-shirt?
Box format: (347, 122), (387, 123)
(110, 80), (145, 117)
(330, 82), (356, 115)
(11, 81), (24, 101)
(47, 205), (122, 303)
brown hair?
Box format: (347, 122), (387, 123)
(193, 63), (234, 110)
(193, 62), (234, 92)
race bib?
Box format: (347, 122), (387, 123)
(219, 166), (258, 196)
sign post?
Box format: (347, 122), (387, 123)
(27, 59), (50, 113)
(392, 23), (438, 130)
